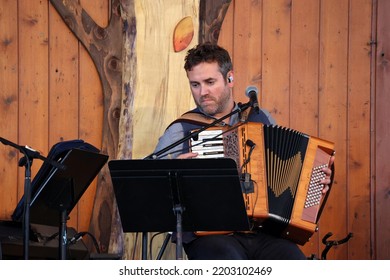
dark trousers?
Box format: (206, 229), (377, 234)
(183, 231), (307, 260)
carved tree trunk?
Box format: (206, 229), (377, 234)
(50, 0), (231, 258)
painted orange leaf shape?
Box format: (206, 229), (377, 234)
(173, 16), (194, 52)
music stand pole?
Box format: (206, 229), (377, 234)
(142, 232), (148, 259)
(173, 204), (184, 260)
(56, 177), (74, 261)
(22, 157), (32, 260)
(59, 209), (68, 260)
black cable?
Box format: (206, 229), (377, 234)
(43, 232), (60, 245)
(149, 232), (165, 260)
(68, 231), (101, 254)
(156, 232), (172, 260)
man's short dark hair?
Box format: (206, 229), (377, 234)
(184, 42), (233, 78)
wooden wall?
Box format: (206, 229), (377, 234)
(0, 0), (107, 233)
(218, 0), (373, 260)
(1, 0), (389, 260)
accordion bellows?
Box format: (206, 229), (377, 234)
(191, 122), (335, 245)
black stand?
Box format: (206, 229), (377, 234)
(3, 140), (108, 260)
(109, 158), (250, 260)
(24, 148), (108, 259)
(0, 137), (64, 260)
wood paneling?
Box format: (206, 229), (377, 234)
(218, 0), (377, 259)
(0, 0), (105, 240)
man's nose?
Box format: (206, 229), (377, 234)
(200, 85), (209, 95)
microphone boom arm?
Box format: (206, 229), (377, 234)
(0, 137), (64, 170)
(144, 101), (252, 160)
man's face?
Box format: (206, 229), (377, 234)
(186, 62), (234, 119)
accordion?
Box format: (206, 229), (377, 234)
(191, 122), (335, 245)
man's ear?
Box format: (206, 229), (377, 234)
(227, 71), (234, 86)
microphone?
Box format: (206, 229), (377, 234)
(245, 86), (260, 114)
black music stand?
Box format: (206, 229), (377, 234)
(109, 158), (250, 260)
(17, 148), (108, 259)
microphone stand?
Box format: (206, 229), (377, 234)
(144, 101), (252, 259)
(0, 137), (64, 260)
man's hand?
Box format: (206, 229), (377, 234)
(321, 155), (335, 194)
(176, 152), (199, 159)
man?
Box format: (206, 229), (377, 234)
(153, 42), (334, 259)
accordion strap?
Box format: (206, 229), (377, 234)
(167, 111), (224, 129)
(166, 103), (259, 129)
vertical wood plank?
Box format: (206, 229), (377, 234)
(375, 0), (390, 260)
(0, 0), (19, 219)
(290, 0), (321, 256)
(347, 0), (372, 260)
(261, 0), (291, 127)
(318, 0), (349, 260)
(218, 0), (234, 58)
(18, 0), (49, 198)
(290, 0), (320, 134)
(232, 0), (263, 104)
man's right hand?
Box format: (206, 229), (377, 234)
(177, 152), (198, 159)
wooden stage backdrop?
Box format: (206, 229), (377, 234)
(0, 0), (389, 260)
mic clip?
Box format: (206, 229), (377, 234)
(240, 172), (254, 194)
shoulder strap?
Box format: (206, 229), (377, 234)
(167, 111), (223, 129)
